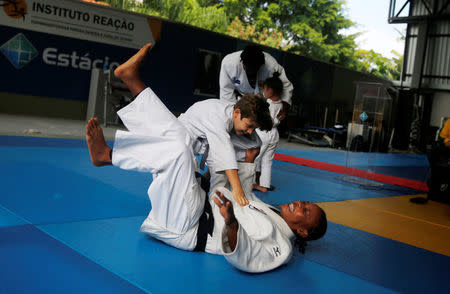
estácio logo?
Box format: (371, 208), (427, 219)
(1, 0), (28, 20)
(0, 33), (38, 69)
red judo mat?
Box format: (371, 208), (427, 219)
(274, 153), (429, 192)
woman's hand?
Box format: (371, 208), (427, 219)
(213, 190), (237, 225)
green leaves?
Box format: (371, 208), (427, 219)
(353, 49), (403, 80)
(106, 0), (228, 32)
(226, 17), (285, 48)
(102, 0), (402, 80)
(218, 1), (358, 63)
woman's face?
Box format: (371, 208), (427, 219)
(280, 201), (322, 237)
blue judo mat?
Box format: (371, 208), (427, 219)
(0, 136), (448, 294)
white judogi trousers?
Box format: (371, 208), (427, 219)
(255, 128), (279, 188)
(112, 88), (205, 248)
(255, 99), (282, 188)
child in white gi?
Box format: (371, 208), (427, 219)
(85, 44), (327, 273)
(219, 45), (293, 118)
(253, 73), (284, 192)
(177, 90), (272, 206)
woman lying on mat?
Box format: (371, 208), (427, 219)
(86, 44), (327, 273)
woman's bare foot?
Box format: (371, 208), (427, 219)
(114, 43), (151, 96)
(86, 118), (112, 166)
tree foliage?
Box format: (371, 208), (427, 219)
(226, 17), (286, 49)
(218, 0), (357, 64)
(104, 0), (229, 33)
(353, 49), (403, 81)
(98, 0), (402, 81)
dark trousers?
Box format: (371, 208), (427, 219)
(427, 142), (450, 203)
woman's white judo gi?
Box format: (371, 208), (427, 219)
(255, 99), (283, 188)
(111, 87), (295, 273)
(219, 50), (293, 106)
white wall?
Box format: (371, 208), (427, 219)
(430, 91), (450, 127)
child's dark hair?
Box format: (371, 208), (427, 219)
(234, 94), (273, 131)
(240, 45), (265, 71)
(294, 208), (327, 254)
(264, 72), (283, 97)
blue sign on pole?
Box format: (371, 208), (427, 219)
(360, 112), (368, 121)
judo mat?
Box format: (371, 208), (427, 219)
(1, 135), (449, 294)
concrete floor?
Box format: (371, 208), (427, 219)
(0, 113), (123, 141)
(0, 113), (338, 151)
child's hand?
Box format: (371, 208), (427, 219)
(224, 169), (249, 206)
(277, 101), (289, 120)
(232, 187), (249, 206)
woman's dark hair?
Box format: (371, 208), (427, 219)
(264, 72), (283, 97)
(234, 93), (273, 131)
(240, 45), (265, 71)
(294, 208), (327, 254)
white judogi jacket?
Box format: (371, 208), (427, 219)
(178, 99), (237, 172)
(141, 162), (295, 273)
(219, 51), (293, 106)
(207, 163), (295, 273)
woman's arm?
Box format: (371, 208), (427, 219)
(213, 190), (238, 250)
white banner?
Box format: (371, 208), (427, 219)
(0, 0), (153, 49)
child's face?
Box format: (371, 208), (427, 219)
(233, 109), (258, 135)
(263, 85), (280, 101)
(263, 85), (273, 99)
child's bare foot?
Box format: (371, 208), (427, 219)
(114, 43), (151, 96)
(252, 183), (268, 193)
(86, 118), (112, 166)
